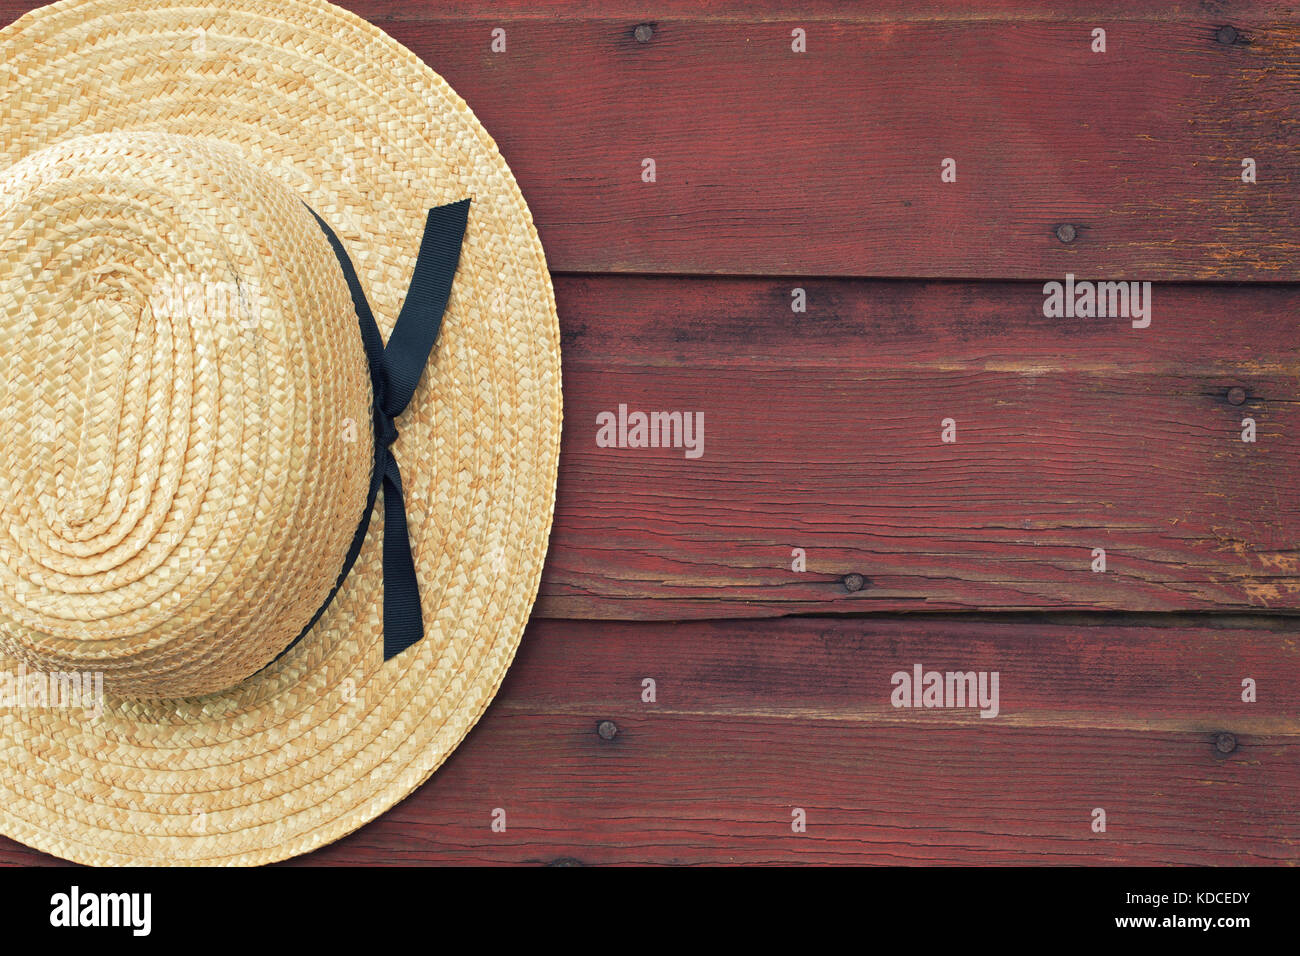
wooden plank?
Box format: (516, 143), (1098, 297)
(345, 2), (1300, 21)
(5, 616), (1289, 866)
(8, 2), (1295, 28)
(295, 719), (1296, 865)
(2, 2), (1297, 279)
(540, 275), (1300, 619)
(256, 615), (1300, 865)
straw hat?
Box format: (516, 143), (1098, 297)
(0, 0), (561, 864)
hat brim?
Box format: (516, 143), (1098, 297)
(0, 0), (561, 864)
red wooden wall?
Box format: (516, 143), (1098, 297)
(1, 0), (1296, 865)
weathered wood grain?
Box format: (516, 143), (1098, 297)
(299, 721), (1296, 865)
(11, 2), (1295, 31)
(266, 615), (1300, 866)
(0, 616), (1292, 866)
(3, 2), (1297, 279)
(344, 2), (1300, 21)
(539, 275), (1300, 619)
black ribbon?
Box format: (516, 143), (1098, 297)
(286, 198), (471, 661)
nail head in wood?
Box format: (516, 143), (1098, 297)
(1214, 732), (1237, 754)
(843, 573), (865, 592)
(1056, 223), (1077, 244)
(597, 719), (619, 740)
(1216, 25), (1238, 45)
(634, 24), (654, 43)
(1227, 386), (1247, 406)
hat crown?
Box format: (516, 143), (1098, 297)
(0, 132), (374, 697)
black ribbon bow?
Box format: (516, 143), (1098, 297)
(288, 198), (471, 660)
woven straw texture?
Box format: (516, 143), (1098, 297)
(0, 0), (562, 865)
(0, 131), (376, 698)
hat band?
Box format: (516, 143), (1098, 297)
(280, 198), (471, 663)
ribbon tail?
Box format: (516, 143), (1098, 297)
(300, 198), (472, 664)
(374, 199), (469, 660)
(379, 451), (424, 659)
(381, 198), (471, 414)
